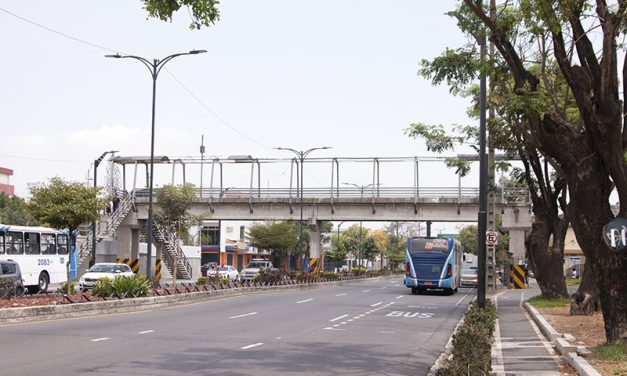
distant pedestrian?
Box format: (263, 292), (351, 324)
(524, 264), (529, 285)
(571, 267), (578, 279)
(112, 197), (120, 212)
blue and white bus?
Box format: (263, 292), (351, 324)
(0, 224), (70, 293)
(405, 237), (462, 295)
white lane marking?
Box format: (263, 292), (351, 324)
(276, 337), (282, 340)
(138, 330), (154, 334)
(335, 293), (347, 296)
(330, 314), (348, 322)
(229, 312), (258, 319)
(241, 343), (264, 350)
(362, 289), (371, 292)
(296, 298), (314, 304)
(324, 327), (346, 331)
(396, 295), (404, 299)
(90, 337), (111, 342)
(381, 286), (387, 289)
(371, 302), (382, 307)
(455, 293), (470, 306)
(381, 330), (395, 334)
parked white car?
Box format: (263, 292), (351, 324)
(79, 263), (134, 291)
(240, 259), (275, 281)
(215, 265), (239, 281)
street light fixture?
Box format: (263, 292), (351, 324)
(106, 50), (207, 279)
(342, 182), (380, 272)
(91, 150), (118, 267)
(275, 146), (331, 271)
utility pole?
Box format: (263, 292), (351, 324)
(487, 0), (497, 293)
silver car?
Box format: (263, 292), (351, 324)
(461, 266), (478, 287)
(0, 259), (25, 297)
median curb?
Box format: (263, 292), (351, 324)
(523, 302), (600, 376)
(0, 276), (392, 325)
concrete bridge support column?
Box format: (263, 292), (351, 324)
(131, 228), (139, 260)
(116, 226), (132, 260)
(508, 229), (526, 264)
(308, 219), (321, 270)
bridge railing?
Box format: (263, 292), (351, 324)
(132, 186), (529, 203)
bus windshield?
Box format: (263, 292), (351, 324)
(410, 238), (450, 253)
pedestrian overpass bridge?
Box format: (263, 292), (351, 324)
(80, 155), (532, 279)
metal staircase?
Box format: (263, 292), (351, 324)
(151, 222), (193, 280)
(76, 192), (135, 268)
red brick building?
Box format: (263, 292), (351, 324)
(0, 167), (15, 196)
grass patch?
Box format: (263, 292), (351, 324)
(565, 278), (581, 286)
(593, 342), (627, 361)
(527, 295), (570, 308)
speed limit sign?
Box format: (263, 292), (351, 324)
(486, 231), (498, 246)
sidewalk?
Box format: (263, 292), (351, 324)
(491, 283), (603, 376)
(492, 286), (563, 375)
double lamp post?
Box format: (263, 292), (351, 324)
(106, 50), (206, 279)
(275, 146), (330, 271)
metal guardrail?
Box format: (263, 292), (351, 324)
(132, 186), (530, 203)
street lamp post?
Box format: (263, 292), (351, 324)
(91, 150), (118, 267)
(342, 182), (381, 272)
(275, 146), (331, 271)
(106, 50), (207, 280)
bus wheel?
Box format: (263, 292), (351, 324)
(37, 272), (49, 293)
(411, 287), (418, 295)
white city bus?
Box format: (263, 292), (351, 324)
(0, 224), (70, 293)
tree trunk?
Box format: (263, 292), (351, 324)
(570, 258), (600, 315)
(565, 159), (627, 343)
(527, 212), (569, 298)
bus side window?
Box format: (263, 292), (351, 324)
(6, 232), (23, 254)
(57, 234), (68, 255)
(0, 232), (4, 254)
(41, 233), (56, 255)
(25, 232), (41, 255)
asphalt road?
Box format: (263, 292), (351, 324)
(0, 277), (474, 376)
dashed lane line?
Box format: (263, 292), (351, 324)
(396, 295), (404, 299)
(296, 298), (314, 304)
(90, 337), (111, 342)
(138, 330), (154, 334)
(241, 343), (264, 350)
(371, 302), (382, 307)
(335, 293), (347, 297)
(330, 314), (348, 322)
(229, 312), (258, 319)
(362, 290), (371, 293)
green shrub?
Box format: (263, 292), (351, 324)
(92, 275), (150, 298)
(352, 267), (367, 274)
(220, 277), (230, 285)
(59, 280), (76, 294)
(257, 269), (284, 284)
(321, 272), (338, 280)
(0, 278), (17, 299)
(436, 301), (497, 376)
(197, 276), (207, 285)
(527, 295), (570, 308)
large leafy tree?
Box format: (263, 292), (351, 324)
(361, 237), (380, 268)
(455, 0), (627, 343)
(28, 177), (106, 293)
(28, 177), (106, 237)
(141, 0), (221, 29)
(0, 193), (38, 226)
(248, 221), (298, 268)
(407, 2), (574, 299)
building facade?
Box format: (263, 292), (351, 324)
(0, 167), (14, 196)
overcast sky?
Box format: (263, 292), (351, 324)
(0, 1), (477, 206)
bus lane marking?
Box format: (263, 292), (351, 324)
(385, 311), (435, 319)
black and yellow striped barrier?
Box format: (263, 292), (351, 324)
(309, 258), (320, 273)
(509, 264), (526, 289)
(116, 258), (140, 274)
(155, 259), (162, 280)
